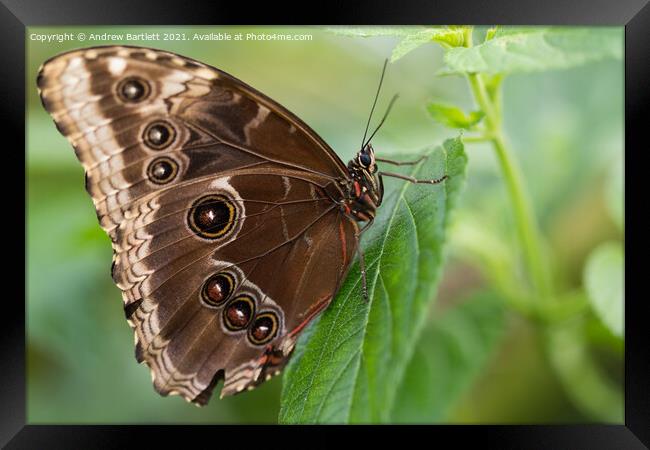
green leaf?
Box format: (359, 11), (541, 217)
(390, 291), (506, 422)
(442, 27), (623, 74)
(327, 26), (467, 62)
(484, 27), (498, 41)
(546, 314), (623, 422)
(279, 138), (468, 423)
(427, 103), (485, 129)
(390, 28), (466, 62)
(493, 26), (549, 38)
(584, 242), (624, 338)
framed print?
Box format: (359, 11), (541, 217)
(3, 0), (648, 447)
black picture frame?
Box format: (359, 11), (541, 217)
(5, 0), (648, 447)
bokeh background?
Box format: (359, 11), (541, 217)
(26, 26), (623, 423)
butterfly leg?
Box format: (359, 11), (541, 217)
(355, 240), (369, 302)
(376, 155), (428, 166)
(379, 171), (448, 185)
(347, 218), (373, 303)
(353, 218), (375, 302)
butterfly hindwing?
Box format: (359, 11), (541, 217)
(127, 172), (355, 402)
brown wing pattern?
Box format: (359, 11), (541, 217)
(127, 172), (356, 402)
(37, 46), (348, 236)
(38, 46), (357, 403)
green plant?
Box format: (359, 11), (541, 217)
(281, 140), (467, 423)
(280, 26), (623, 423)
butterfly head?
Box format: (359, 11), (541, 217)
(348, 142), (379, 179)
(356, 143), (377, 174)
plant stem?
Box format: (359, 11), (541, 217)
(490, 131), (552, 300)
(464, 29), (552, 303)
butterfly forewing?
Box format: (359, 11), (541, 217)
(38, 46), (357, 403)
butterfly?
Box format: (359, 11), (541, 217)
(37, 46), (447, 405)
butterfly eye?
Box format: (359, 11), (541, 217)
(143, 121), (176, 150)
(248, 312), (279, 345)
(147, 157), (178, 184)
(116, 77), (150, 103)
(223, 295), (255, 331)
(201, 272), (235, 307)
(359, 151), (372, 167)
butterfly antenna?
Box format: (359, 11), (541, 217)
(363, 93), (399, 148)
(360, 59), (389, 150)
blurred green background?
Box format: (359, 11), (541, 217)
(26, 26), (623, 423)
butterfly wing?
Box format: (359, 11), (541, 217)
(126, 171), (357, 403)
(38, 46), (357, 403)
(37, 45), (349, 236)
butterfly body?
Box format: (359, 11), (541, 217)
(37, 45), (444, 404)
(343, 143), (383, 223)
